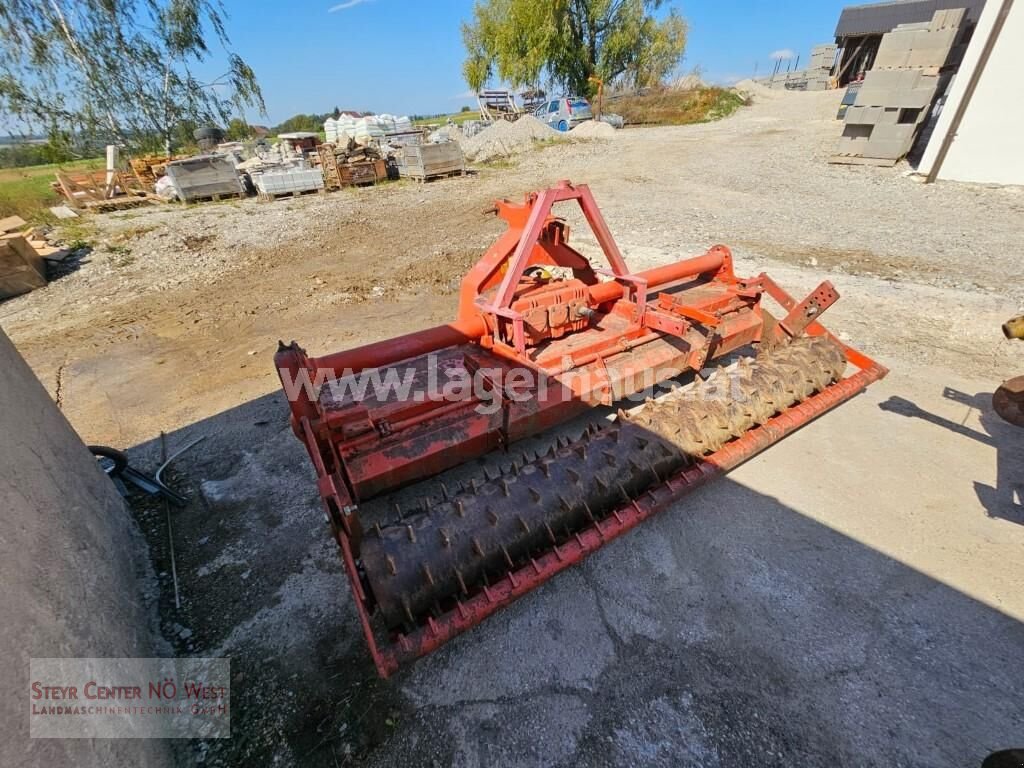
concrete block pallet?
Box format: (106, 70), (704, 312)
(829, 8), (962, 167)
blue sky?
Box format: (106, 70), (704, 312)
(212, 0), (856, 124)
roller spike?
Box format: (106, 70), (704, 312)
(386, 555), (397, 576)
(440, 482), (450, 501)
(635, 436), (649, 450)
(528, 486), (542, 503)
(558, 493), (574, 512)
(403, 598), (414, 625)
(500, 479), (510, 497)
(582, 501), (596, 522)
(595, 476), (609, 493)
(573, 445), (587, 460)
(488, 509), (500, 526)
(518, 515), (531, 533)
(439, 528), (451, 548)
(510, 461), (520, 476)
(617, 483), (631, 502)
(454, 499), (466, 517)
(423, 564), (435, 586)
(544, 521), (557, 544)
(469, 478), (479, 492)
(566, 467), (581, 485)
(472, 537), (485, 557)
(394, 502), (404, 520)
(406, 525), (416, 543)
(373, 522), (383, 538)
(540, 462), (551, 479)
(602, 451), (618, 466)
(547, 445), (557, 458)
(484, 467), (495, 482)
(455, 569), (469, 595)
(502, 546), (514, 568)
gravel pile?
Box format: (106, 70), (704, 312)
(570, 120), (617, 139)
(462, 115), (567, 162)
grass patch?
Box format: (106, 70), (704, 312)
(412, 110), (481, 127)
(611, 86), (750, 126)
(0, 158), (103, 221)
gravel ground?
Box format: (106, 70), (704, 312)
(2, 88), (1023, 767)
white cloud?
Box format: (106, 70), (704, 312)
(769, 49), (796, 61)
(329, 0), (371, 12)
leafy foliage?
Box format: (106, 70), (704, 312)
(272, 114), (330, 135)
(461, 0), (687, 96)
(224, 117), (251, 141)
(0, 0), (265, 153)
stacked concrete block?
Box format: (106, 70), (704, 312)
(764, 43), (837, 92)
(873, 9), (965, 72)
(832, 8), (963, 165)
(809, 44), (839, 72)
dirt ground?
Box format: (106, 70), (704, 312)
(2, 87), (1023, 767)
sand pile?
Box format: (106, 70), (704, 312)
(570, 120), (617, 139)
(732, 79), (781, 100)
(462, 115), (566, 162)
(671, 74), (707, 91)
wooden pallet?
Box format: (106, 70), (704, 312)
(398, 142), (466, 182)
(828, 154), (899, 168)
(406, 169), (468, 183)
(182, 191), (246, 205)
(256, 185), (323, 199)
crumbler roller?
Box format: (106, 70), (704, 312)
(275, 181), (888, 677)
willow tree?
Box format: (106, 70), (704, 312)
(461, 0), (687, 96)
(0, 0), (265, 154)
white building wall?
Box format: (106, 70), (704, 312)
(918, 0), (1024, 185)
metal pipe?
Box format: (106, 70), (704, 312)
(310, 249), (727, 376)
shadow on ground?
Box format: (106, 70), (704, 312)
(880, 388), (1023, 524)
(122, 386), (1024, 768)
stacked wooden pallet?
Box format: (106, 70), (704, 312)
(317, 142), (386, 190)
(52, 169), (154, 211)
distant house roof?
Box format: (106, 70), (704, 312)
(835, 0), (986, 37)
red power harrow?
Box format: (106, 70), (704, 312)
(276, 181), (887, 677)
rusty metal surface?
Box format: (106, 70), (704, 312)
(994, 376), (1024, 427)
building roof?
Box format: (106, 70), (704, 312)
(835, 0), (986, 37)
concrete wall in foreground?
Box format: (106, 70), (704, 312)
(919, 0), (1024, 185)
(0, 327), (172, 767)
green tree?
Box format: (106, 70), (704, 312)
(461, 0), (686, 96)
(0, 0), (265, 154)
(272, 114), (325, 134)
(225, 117), (251, 141)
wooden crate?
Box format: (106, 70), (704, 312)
(339, 160), (379, 187)
(398, 142), (465, 181)
(0, 235), (47, 301)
